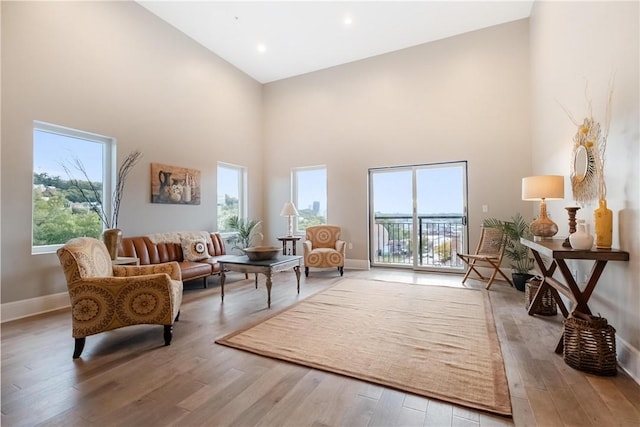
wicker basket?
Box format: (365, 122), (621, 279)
(563, 311), (617, 376)
(525, 277), (557, 316)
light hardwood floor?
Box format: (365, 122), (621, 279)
(2, 269), (639, 426)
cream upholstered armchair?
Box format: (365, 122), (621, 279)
(303, 225), (346, 277)
(57, 237), (183, 359)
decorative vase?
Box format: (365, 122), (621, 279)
(594, 199), (613, 249)
(102, 228), (122, 260)
(569, 220), (593, 250)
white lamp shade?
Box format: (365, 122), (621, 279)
(522, 175), (565, 200)
(280, 202), (299, 216)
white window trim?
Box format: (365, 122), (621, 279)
(292, 165), (327, 233)
(217, 162), (248, 232)
(32, 121), (115, 254)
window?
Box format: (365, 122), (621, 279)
(292, 166), (327, 232)
(32, 121), (115, 254)
(217, 162), (246, 232)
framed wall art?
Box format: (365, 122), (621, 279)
(150, 162), (200, 205)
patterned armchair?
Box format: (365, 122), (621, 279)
(303, 225), (346, 277)
(57, 237), (183, 359)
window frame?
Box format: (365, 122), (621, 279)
(292, 165), (328, 233)
(32, 121), (115, 254)
(216, 162), (247, 232)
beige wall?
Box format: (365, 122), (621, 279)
(2, 0), (638, 382)
(1, 1), (263, 303)
(262, 19), (532, 262)
(530, 1), (639, 381)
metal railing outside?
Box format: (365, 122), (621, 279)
(372, 214), (465, 268)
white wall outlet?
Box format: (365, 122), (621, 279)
(482, 204), (488, 213)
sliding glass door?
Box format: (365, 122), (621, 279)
(369, 162), (468, 271)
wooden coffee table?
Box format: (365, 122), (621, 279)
(218, 255), (302, 308)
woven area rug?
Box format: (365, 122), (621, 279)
(215, 278), (512, 416)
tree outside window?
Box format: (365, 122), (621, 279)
(32, 121), (114, 253)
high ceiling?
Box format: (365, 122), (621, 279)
(138, 1), (534, 83)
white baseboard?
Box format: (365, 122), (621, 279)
(617, 335), (640, 385)
(1, 292), (69, 323)
(345, 258), (370, 270)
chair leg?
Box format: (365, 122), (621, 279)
(339, 266), (344, 276)
(175, 310), (180, 322)
(485, 267), (501, 290)
(164, 325), (173, 346)
(305, 267), (309, 277)
(203, 276), (207, 288)
(73, 337), (86, 359)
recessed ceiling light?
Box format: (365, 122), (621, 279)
(257, 43), (266, 53)
(344, 16), (352, 25)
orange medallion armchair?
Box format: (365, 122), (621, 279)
(57, 237), (183, 359)
(303, 225), (346, 277)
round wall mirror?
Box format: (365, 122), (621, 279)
(573, 145), (588, 182)
(570, 144), (598, 203)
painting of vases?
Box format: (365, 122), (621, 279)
(151, 163), (201, 205)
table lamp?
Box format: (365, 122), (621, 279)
(280, 201), (299, 237)
(522, 175), (565, 240)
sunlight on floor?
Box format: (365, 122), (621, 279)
(351, 268), (467, 288)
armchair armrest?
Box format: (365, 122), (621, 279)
(303, 240), (312, 253)
(113, 261), (182, 281)
(69, 274), (176, 293)
(335, 240), (346, 254)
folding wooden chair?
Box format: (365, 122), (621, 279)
(456, 226), (514, 289)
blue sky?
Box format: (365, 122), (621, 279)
(35, 130), (463, 217)
(372, 166), (464, 215)
(33, 130), (105, 181)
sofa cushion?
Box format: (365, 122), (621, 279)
(181, 237), (210, 261)
(178, 261), (213, 281)
(203, 255), (226, 273)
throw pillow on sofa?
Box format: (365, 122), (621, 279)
(181, 238), (210, 261)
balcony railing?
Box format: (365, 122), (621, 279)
(372, 214), (465, 269)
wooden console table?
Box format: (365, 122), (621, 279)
(520, 238), (629, 354)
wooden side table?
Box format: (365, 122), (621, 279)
(520, 238), (629, 354)
(112, 257), (140, 266)
(277, 236), (301, 255)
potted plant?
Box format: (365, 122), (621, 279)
(226, 215), (263, 251)
(483, 213), (535, 291)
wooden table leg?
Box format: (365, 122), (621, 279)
(528, 250), (558, 316)
(294, 265), (301, 293)
(220, 270), (226, 302)
(555, 259), (608, 314)
(528, 249), (569, 354)
(265, 270), (272, 308)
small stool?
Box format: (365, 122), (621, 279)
(525, 277), (557, 316)
(277, 236), (301, 255)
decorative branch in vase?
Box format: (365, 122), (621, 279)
(63, 150), (143, 258)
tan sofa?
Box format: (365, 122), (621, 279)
(119, 231), (227, 287)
